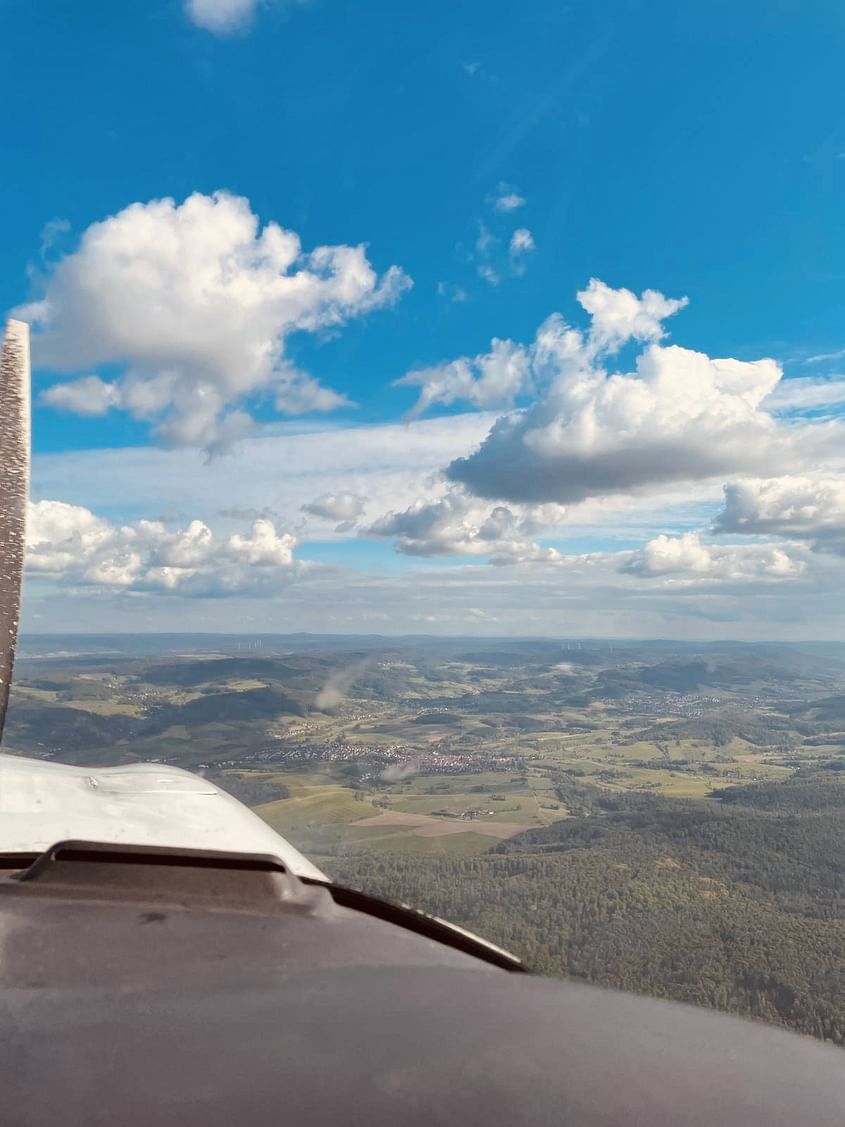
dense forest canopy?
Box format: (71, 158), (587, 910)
(332, 774), (845, 1045)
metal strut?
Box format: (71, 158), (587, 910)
(0, 320), (30, 742)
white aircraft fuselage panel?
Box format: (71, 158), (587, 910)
(0, 753), (326, 880)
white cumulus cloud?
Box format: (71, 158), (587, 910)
(578, 277), (688, 352)
(368, 489), (564, 564)
(715, 476), (845, 555)
(440, 279), (838, 504)
(19, 191), (410, 453)
(624, 531), (805, 583)
(26, 500), (300, 597)
(395, 338), (531, 418)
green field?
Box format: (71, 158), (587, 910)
(9, 634), (845, 1043)
(11, 636), (845, 859)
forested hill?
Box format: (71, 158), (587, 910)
(332, 773), (845, 1045)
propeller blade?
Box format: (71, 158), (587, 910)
(0, 320), (30, 742)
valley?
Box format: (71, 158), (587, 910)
(8, 633), (845, 1044)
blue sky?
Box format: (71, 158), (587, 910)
(4, 0), (845, 636)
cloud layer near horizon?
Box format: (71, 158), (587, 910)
(27, 500), (300, 597)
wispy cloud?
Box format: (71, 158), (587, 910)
(185, 0), (262, 34)
(436, 281), (468, 304)
(185, 0), (311, 35)
(765, 376), (845, 414)
(509, 228), (535, 254)
(302, 491), (367, 532)
(802, 347), (845, 365)
(38, 218), (70, 264)
(491, 183), (526, 213)
(508, 227), (535, 273)
(472, 217), (535, 285)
